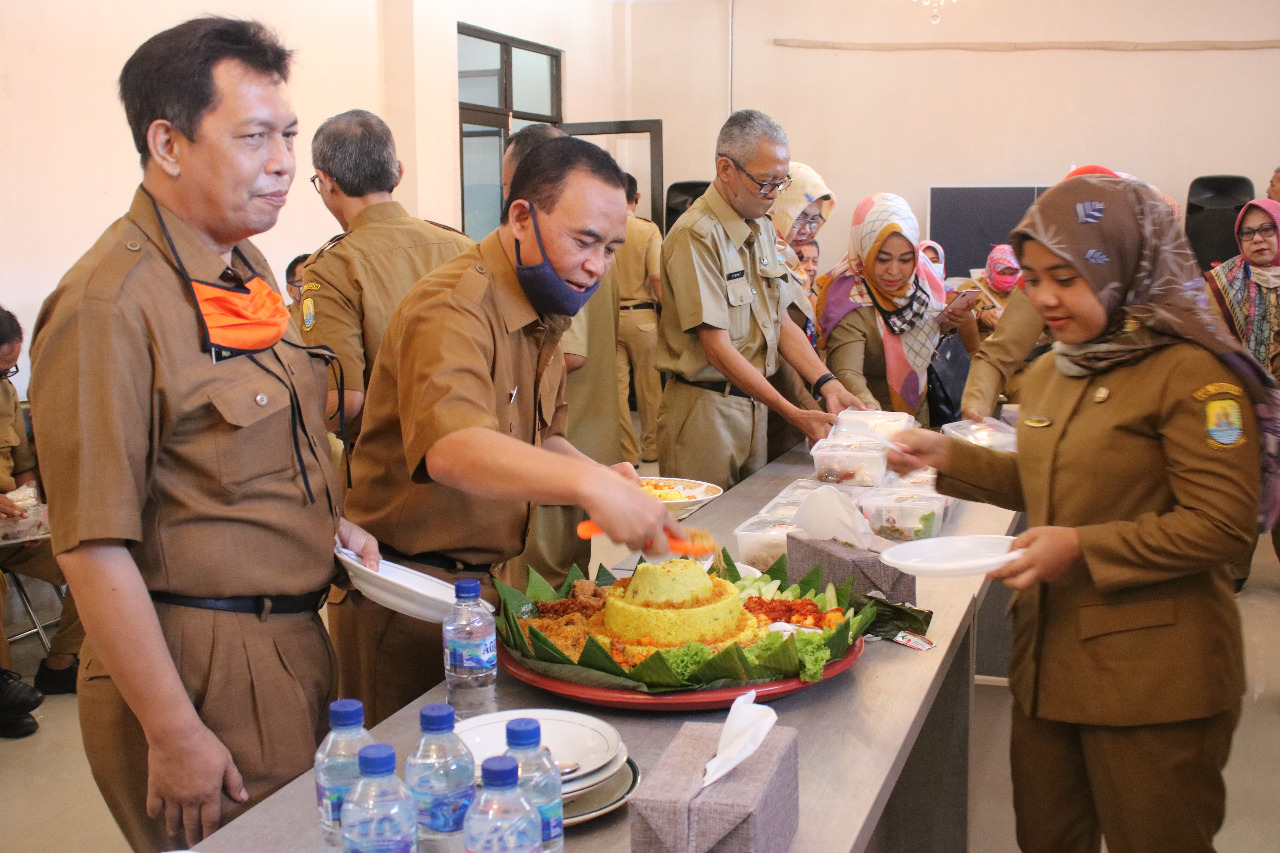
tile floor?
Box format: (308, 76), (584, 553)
(4, 531), (1278, 852)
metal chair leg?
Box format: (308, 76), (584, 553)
(3, 570), (55, 652)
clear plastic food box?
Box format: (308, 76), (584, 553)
(859, 490), (949, 542)
(941, 419), (1017, 452)
(878, 467), (938, 492)
(761, 479), (867, 519)
(733, 514), (804, 569)
(0, 504), (50, 543)
(832, 409), (917, 439)
(810, 438), (888, 487)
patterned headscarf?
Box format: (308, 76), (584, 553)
(1011, 174), (1280, 529)
(920, 240), (946, 277)
(770, 162), (835, 247)
(984, 244), (1021, 294)
(1205, 199), (1280, 366)
(816, 193), (946, 413)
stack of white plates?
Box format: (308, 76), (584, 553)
(455, 708), (640, 826)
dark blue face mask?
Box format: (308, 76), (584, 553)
(514, 207), (601, 317)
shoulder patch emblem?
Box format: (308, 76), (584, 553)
(302, 297), (316, 331)
(1193, 382), (1242, 401)
(1206, 399), (1244, 448)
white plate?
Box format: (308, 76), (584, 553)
(455, 709), (622, 783)
(334, 548), (494, 623)
(880, 535), (1025, 578)
(562, 743), (628, 798)
(563, 758), (640, 827)
(639, 477), (723, 520)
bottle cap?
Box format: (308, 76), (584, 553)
(329, 698), (364, 729)
(455, 578), (481, 600)
(481, 755), (519, 789)
(358, 743), (396, 776)
(505, 717), (541, 748)
(420, 703), (456, 734)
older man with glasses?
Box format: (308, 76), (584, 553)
(655, 109), (860, 489)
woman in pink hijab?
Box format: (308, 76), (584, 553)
(966, 244), (1022, 337)
(1204, 198), (1280, 367)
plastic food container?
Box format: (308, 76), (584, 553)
(761, 480), (867, 519)
(941, 419), (1017, 452)
(810, 438), (887, 487)
(0, 504), (50, 543)
(733, 514), (804, 569)
(879, 467), (938, 492)
(832, 409), (916, 440)
(859, 490), (949, 542)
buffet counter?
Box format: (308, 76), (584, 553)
(196, 446), (1017, 853)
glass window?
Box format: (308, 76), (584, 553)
(511, 48), (553, 116)
(461, 123), (503, 240)
(458, 34), (501, 109)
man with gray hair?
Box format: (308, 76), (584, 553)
(302, 108), (472, 437)
(656, 109), (860, 488)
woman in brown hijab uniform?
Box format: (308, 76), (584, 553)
(889, 174), (1280, 853)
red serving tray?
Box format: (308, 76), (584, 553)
(497, 635), (865, 711)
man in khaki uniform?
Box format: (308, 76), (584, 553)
(343, 137), (676, 724)
(0, 311), (83, 716)
(28, 20), (378, 850)
(300, 111), (474, 705)
(656, 110), (859, 489)
(301, 109), (473, 437)
(614, 173), (664, 465)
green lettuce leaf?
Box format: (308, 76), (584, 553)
(794, 630), (832, 682)
(663, 643), (714, 681)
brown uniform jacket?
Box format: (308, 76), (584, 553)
(299, 201), (473, 433)
(959, 286), (1047, 417)
(30, 188), (341, 597)
(657, 185), (787, 381)
(0, 378), (35, 494)
(825, 305), (929, 424)
(940, 343), (1253, 726)
(344, 231), (569, 568)
(615, 214), (662, 305)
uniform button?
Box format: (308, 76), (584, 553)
(126, 241), (141, 252)
(1093, 387), (1109, 403)
(255, 393), (268, 406)
(476, 264), (486, 274)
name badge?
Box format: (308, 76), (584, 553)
(727, 270), (745, 281)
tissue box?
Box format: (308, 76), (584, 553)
(631, 722), (798, 853)
(785, 532), (916, 604)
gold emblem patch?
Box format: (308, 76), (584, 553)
(301, 281), (321, 294)
(1193, 383), (1242, 401)
(1206, 399), (1244, 448)
(302, 297), (316, 331)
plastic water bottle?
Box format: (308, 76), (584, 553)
(341, 744), (418, 852)
(316, 699), (377, 847)
(405, 703), (476, 853)
(443, 578), (497, 719)
(503, 719), (563, 853)
(463, 756), (541, 853)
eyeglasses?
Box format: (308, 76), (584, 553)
(1240, 222), (1277, 242)
(310, 174), (322, 193)
(724, 156), (792, 196)
(1, 365), (17, 380)
(793, 214), (826, 230)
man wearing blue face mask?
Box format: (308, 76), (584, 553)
(341, 137), (680, 723)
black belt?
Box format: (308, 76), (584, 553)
(620, 301), (658, 311)
(673, 374), (751, 398)
(150, 587), (329, 615)
(384, 547), (493, 574)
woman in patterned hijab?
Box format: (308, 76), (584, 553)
(1203, 198), (1280, 366)
(816, 192), (976, 423)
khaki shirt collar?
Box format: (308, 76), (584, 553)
(349, 200), (409, 231)
(127, 186), (260, 284)
(704, 184), (756, 250)
(478, 230), (569, 336)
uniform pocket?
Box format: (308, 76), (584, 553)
(1078, 598), (1176, 640)
(208, 375), (295, 492)
(726, 280), (754, 342)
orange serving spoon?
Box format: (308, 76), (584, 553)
(575, 520), (714, 557)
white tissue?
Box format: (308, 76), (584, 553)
(792, 486), (872, 547)
(702, 690), (777, 788)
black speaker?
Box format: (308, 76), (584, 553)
(1185, 175), (1255, 273)
(665, 181), (710, 234)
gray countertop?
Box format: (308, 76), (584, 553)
(196, 446), (1015, 853)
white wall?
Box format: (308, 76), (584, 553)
(629, 0), (1280, 276)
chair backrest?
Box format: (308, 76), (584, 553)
(1185, 175), (1255, 273)
(665, 181), (710, 234)
(1186, 175), (1255, 213)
